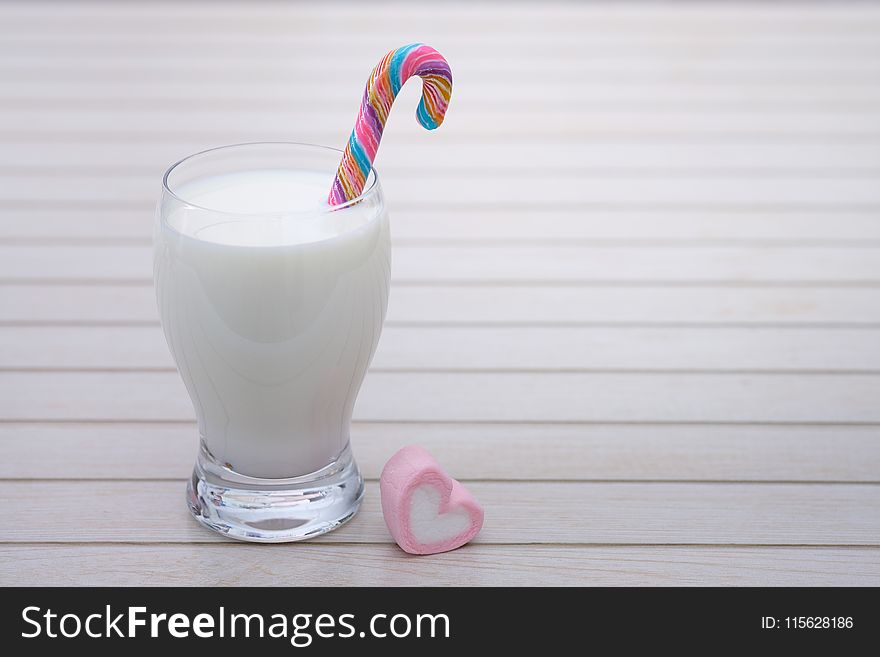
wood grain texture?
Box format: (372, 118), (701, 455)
(4, 207), (880, 242)
(2, 2), (878, 27)
(2, 544), (878, 586)
(5, 244), (880, 283)
(7, 171), (880, 205)
(5, 285), (880, 325)
(4, 26), (880, 47)
(1, 422), (877, 482)
(6, 142), (880, 173)
(2, 480), (878, 545)
(8, 107), (880, 139)
(3, 370), (879, 423)
(4, 326), (879, 371)
(8, 59), (880, 83)
(1, 0), (878, 586)
(7, 83), (880, 109)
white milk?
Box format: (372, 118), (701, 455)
(154, 170), (390, 478)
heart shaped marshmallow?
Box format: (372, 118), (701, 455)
(380, 445), (484, 555)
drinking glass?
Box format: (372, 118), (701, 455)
(154, 142), (390, 541)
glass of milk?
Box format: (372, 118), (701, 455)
(154, 142), (390, 542)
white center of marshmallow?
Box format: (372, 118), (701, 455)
(408, 485), (472, 545)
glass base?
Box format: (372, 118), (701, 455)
(186, 445), (364, 543)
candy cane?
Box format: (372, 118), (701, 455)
(328, 43), (453, 206)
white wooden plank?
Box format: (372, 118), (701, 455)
(3, 30), (880, 50)
(7, 56), (880, 79)
(4, 105), (880, 139)
(1, 1), (877, 24)
(5, 63), (880, 94)
(6, 128), (879, 152)
(267, 242), (872, 284)
(5, 53), (880, 85)
(1, 421), (877, 482)
(1, 480), (877, 545)
(340, 372), (880, 424)
(2, 544), (877, 586)
(6, 79), (880, 107)
(3, 285), (879, 325)
(1, 370), (878, 423)
(4, 141), (880, 173)
(3, 244), (880, 284)
(5, 38), (880, 67)
(2, 2), (879, 31)
(5, 172), (880, 205)
(2, 208), (879, 243)
(4, 326), (879, 372)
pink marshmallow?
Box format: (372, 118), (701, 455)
(380, 445), (484, 555)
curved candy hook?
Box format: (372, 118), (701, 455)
(328, 43), (453, 206)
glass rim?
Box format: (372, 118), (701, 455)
(161, 141), (381, 217)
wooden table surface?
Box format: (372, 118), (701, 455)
(1, 1), (879, 586)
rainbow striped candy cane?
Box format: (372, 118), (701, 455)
(328, 43), (453, 206)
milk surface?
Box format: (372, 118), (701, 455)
(155, 170), (390, 478)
